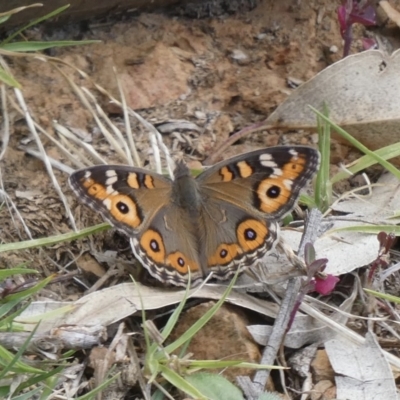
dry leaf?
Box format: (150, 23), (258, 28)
(332, 173), (400, 222)
(16, 283), (279, 333)
(325, 332), (397, 399)
(283, 223), (379, 276)
(264, 49), (400, 152)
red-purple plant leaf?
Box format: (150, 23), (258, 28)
(304, 242), (316, 266)
(312, 274), (340, 296)
(338, 1), (377, 57)
(350, 4), (376, 26)
(362, 37), (377, 50)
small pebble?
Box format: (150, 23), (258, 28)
(194, 111), (206, 120)
(256, 33), (267, 40)
(231, 49), (248, 61)
(329, 45), (338, 53)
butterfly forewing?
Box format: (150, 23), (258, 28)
(197, 146), (320, 220)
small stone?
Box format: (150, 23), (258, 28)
(230, 49), (249, 64)
(256, 33), (267, 40)
(194, 110), (206, 120)
(311, 133), (319, 144)
(329, 45), (338, 53)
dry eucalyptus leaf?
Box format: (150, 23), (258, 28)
(332, 173), (400, 222)
(16, 283), (279, 333)
(264, 49), (400, 151)
(283, 223), (378, 276)
(325, 332), (397, 400)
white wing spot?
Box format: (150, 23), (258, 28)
(106, 170), (117, 177)
(272, 168), (283, 177)
(105, 176), (118, 185)
(84, 171), (91, 178)
(103, 198), (112, 210)
(259, 154), (276, 168)
(283, 179), (293, 189)
(289, 149), (299, 158)
(106, 185), (117, 194)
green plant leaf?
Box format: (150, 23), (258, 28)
(310, 106), (400, 180)
(0, 299), (25, 321)
(3, 275), (54, 302)
(2, 40), (100, 52)
(0, 341), (44, 377)
(0, 66), (21, 88)
(327, 225), (400, 235)
(74, 373), (120, 400)
(2, 5), (70, 45)
(0, 268), (37, 279)
(364, 288), (400, 303)
(163, 270), (239, 355)
(4, 387), (42, 400)
(314, 104), (332, 212)
(331, 142), (400, 184)
(187, 360), (282, 370)
(0, 15), (11, 25)
(159, 365), (208, 400)
(185, 372), (244, 400)
(0, 222), (110, 253)
(16, 365), (65, 392)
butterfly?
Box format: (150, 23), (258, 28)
(69, 146), (320, 287)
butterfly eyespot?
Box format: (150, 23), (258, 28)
(237, 219), (268, 251)
(140, 230), (165, 263)
(255, 178), (290, 213)
(116, 201), (129, 214)
(178, 257), (185, 266)
(244, 228), (257, 241)
(220, 249), (228, 258)
(266, 185), (281, 199)
(208, 243), (241, 266)
(167, 252), (200, 273)
(150, 239), (160, 252)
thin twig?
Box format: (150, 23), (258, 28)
(237, 209), (323, 398)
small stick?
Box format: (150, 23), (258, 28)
(237, 209), (323, 398)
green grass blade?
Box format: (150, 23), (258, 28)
(314, 104), (332, 212)
(38, 375), (59, 400)
(185, 372), (244, 400)
(75, 373), (120, 400)
(0, 222), (110, 253)
(326, 225), (400, 235)
(331, 142), (400, 184)
(0, 268), (37, 279)
(0, 337), (44, 378)
(0, 302), (31, 330)
(0, 16), (11, 25)
(2, 40), (101, 52)
(3, 275), (53, 302)
(163, 271), (239, 355)
(310, 107), (400, 180)
(187, 360), (283, 369)
(17, 365), (65, 392)
(2, 5), (70, 45)
(6, 387), (42, 400)
(161, 275), (192, 341)
(159, 365), (207, 400)
(363, 288), (400, 303)
(0, 66), (21, 88)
